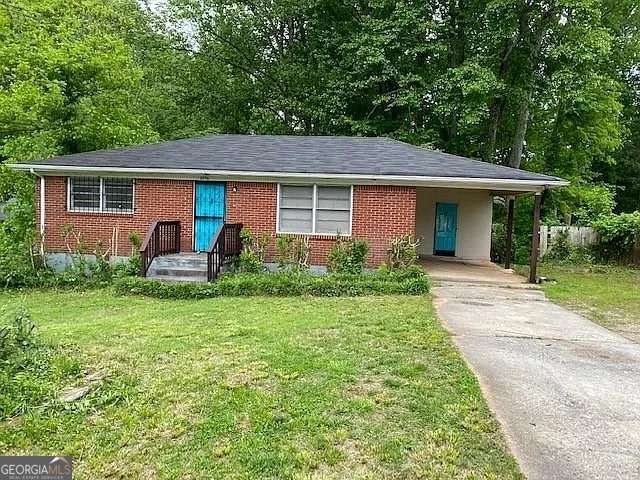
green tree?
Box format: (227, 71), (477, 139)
(0, 0), (167, 283)
(0, 0), (160, 167)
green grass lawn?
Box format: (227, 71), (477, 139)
(535, 264), (640, 341)
(0, 290), (521, 479)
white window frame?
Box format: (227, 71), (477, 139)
(67, 177), (135, 214)
(276, 184), (353, 236)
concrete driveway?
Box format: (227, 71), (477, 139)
(433, 281), (640, 480)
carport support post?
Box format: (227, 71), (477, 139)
(504, 196), (515, 270)
(529, 192), (542, 283)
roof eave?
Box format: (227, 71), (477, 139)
(10, 163), (569, 192)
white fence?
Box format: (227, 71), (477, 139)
(540, 226), (599, 257)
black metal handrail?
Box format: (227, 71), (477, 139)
(139, 220), (181, 276)
(206, 223), (243, 281)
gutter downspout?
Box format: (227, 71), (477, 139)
(30, 169), (45, 257)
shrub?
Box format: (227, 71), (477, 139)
(238, 228), (270, 273)
(543, 230), (594, 265)
(327, 238), (369, 274)
(490, 223), (516, 264)
(0, 171), (48, 288)
(128, 231), (142, 252)
(0, 240), (50, 288)
(376, 264), (425, 280)
(387, 235), (420, 270)
(114, 254), (141, 278)
(238, 251), (263, 273)
(276, 235), (310, 271)
(0, 307), (37, 361)
(592, 212), (640, 264)
(0, 307), (82, 419)
(114, 269), (430, 299)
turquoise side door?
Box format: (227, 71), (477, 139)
(434, 203), (458, 255)
(194, 182), (226, 251)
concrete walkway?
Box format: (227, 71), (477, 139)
(420, 257), (527, 285)
(433, 281), (640, 480)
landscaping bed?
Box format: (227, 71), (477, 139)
(115, 267), (430, 298)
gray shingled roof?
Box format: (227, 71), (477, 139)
(27, 134), (564, 183)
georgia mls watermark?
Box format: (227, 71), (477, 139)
(0, 457), (72, 480)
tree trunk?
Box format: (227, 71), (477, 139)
(509, 92), (531, 169)
(485, 98), (503, 161)
(444, 0), (467, 148)
(484, 32), (518, 162)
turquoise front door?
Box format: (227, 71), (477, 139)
(194, 182), (226, 251)
(434, 203), (457, 255)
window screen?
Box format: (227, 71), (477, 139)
(69, 177), (134, 213)
(278, 185), (351, 235)
(69, 177), (101, 212)
(103, 178), (134, 213)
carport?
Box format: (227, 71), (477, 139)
(420, 257), (527, 285)
(418, 189), (557, 284)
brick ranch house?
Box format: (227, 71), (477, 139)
(12, 135), (567, 281)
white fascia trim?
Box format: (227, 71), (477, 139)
(12, 164), (569, 192)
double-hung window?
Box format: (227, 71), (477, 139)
(278, 184), (352, 235)
(68, 177), (134, 213)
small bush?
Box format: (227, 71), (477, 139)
(0, 307), (37, 361)
(387, 235), (420, 270)
(0, 171), (39, 285)
(128, 231), (142, 252)
(276, 235), (310, 271)
(238, 251), (263, 273)
(114, 254), (141, 278)
(0, 307), (82, 419)
(4, 253), (143, 290)
(490, 223), (517, 264)
(376, 264), (425, 280)
(327, 238), (369, 274)
(238, 228), (270, 273)
(592, 212), (640, 264)
(114, 269), (430, 299)
(543, 230), (594, 265)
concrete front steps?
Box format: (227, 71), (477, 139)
(146, 253), (209, 283)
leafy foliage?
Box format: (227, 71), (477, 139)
(542, 230), (595, 265)
(0, 307), (81, 419)
(0, 307), (37, 360)
(237, 228), (270, 273)
(276, 235), (310, 271)
(0, 0), (160, 163)
(327, 238), (369, 274)
(592, 212), (640, 263)
(115, 268), (429, 299)
(548, 183), (616, 226)
(0, 168), (44, 287)
(491, 223), (516, 265)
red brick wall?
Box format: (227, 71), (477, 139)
(40, 177), (416, 266)
(226, 182), (416, 266)
(353, 185), (417, 265)
(39, 177), (194, 256)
